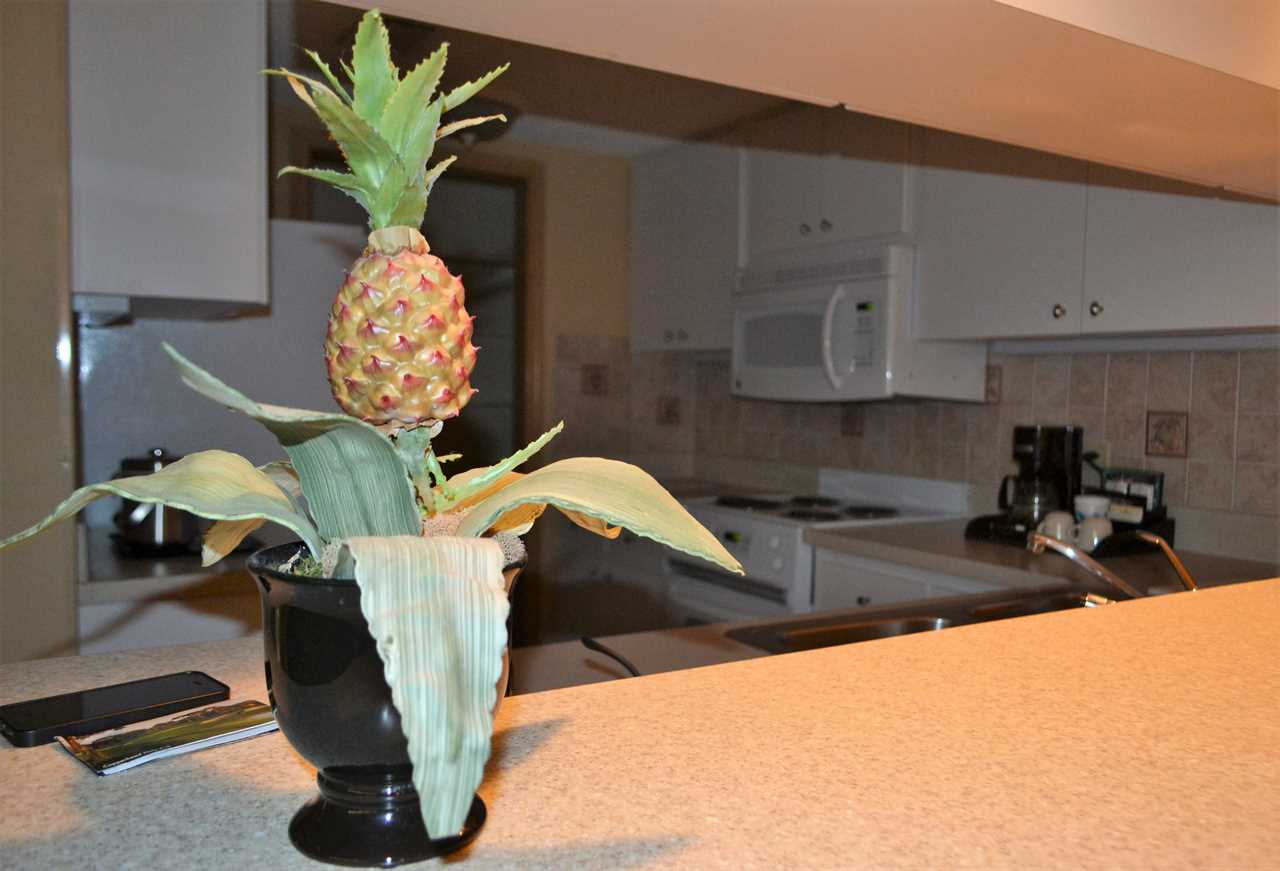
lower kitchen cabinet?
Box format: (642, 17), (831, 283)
(813, 549), (999, 611)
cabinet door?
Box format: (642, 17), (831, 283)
(813, 551), (933, 610)
(630, 143), (740, 351)
(913, 129), (1088, 340)
(69, 0), (268, 308)
(744, 147), (817, 255)
(821, 113), (912, 243)
(1083, 166), (1280, 334)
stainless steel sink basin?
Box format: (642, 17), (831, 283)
(779, 616), (951, 652)
(726, 587), (1089, 655)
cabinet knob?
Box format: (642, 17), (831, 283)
(1051, 303), (1066, 319)
(856, 595), (871, 606)
(819, 219), (832, 233)
(663, 329), (674, 342)
(676, 328), (689, 341)
(1089, 301), (1104, 317)
(799, 222), (812, 236)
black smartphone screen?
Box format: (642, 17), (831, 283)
(0, 671), (230, 747)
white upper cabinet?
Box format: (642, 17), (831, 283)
(742, 110), (911, 260)
(1082, 166), (1280, 334)
(913, 129), (1089, 340)
(630, 142), (740, 352)
(70, 0), (268, 314)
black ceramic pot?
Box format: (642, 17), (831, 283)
(248, 542), (522, 868)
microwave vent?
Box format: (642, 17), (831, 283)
(738, 252), (888, 293)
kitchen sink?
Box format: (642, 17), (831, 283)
(725, 588), (1090, 655)
(778, 616), (952, 652)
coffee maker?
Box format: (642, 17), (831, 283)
(965, 425), (1084, 545)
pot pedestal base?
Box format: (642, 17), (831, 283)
(289, 765), (485, 867)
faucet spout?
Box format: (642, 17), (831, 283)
(1026, 532), (1146, 599)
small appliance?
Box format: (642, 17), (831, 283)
(730, 242), (985, 402)
(965, 425), (1083, 545)
(112, 448), (200, 557)
(666, 471), (969, 625)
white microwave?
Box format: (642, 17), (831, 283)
(731, 243), (986, 402)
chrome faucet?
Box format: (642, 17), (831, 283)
(1025, 530), (1198, 600)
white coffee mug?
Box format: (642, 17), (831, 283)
(1070, 517), (1113, 553)
(1037, 511), (1074, 541)
(1074, 495), (1110, 520)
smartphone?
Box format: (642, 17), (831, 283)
(0, 671), (230, 748)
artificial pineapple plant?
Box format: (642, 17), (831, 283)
(0, 8), (741, 858)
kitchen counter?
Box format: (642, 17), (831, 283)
(3, 580), (1278, 869)
(805, 518), (1280, 596)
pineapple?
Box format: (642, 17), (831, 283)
(274, 10), (508, 428)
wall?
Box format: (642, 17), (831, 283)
(0, 1), (79, 663)
(544, 343), (1280, 564)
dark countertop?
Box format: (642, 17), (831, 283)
(805, 518), (1279, 596)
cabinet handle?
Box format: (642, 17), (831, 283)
(676, 328), (688, 341)
(819, 219), (832, 233)
(663, 329), (674, 342)
(1051, 303), (1066, 319)
(1089, 301), (1104, 317)
(856, 595), (871, 606)
(799, 222), (812, 236)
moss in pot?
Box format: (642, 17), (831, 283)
(0, 9), (743, 867)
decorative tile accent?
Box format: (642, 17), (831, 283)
(655, 396), (681, 426)
(580, 363), (608, 396)
(1146, 410), (1188, 458)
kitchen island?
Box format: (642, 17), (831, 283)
(2, 579), (1277, 869)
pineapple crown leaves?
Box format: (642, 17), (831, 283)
(270, 8), (509, 230)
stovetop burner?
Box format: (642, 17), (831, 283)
(843, 505), (900, 520)
(785, 509), (843, 521)
(789, 495), (841, 508)
(716, 495), (786, 511)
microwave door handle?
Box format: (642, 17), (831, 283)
(822, 285), (847, 390)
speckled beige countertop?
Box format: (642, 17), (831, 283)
(806, 519), (1280, 595)
(3, 580), (1278, 869)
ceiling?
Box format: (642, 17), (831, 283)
(285, 0), (791, 143)
(333, 0), (1279, 200)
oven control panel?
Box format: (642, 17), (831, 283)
(685, 506), (806, 597)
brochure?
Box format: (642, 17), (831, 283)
(57, 700), (277, 775)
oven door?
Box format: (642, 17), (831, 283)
(732, 280), (891, 401)
(666, 561), (791, 627)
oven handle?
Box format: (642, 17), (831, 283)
(667, 558), (789, 604)
(822, 284), (847, 390)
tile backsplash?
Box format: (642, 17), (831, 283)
(550, 336), (1280, 558)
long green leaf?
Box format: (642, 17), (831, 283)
(455, 457), (743, 574)
(0, 451), (323, 560)
(400, 98), (444, 181)
(277, 166), (370, 212)
(351, 9), (397, 125)
(379, 46), (447, 158)
(311, 85), (399, 191)
(443, 421), (563, 509)
(435, 113), (506, 142)
(305, 48), (352, 104)
(442, 63), (509, 112)
(163, 344), (420, 542)
(387, 179), (429, 230)
(422, 155), (457, 204)
(346, 536), (509, 837)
